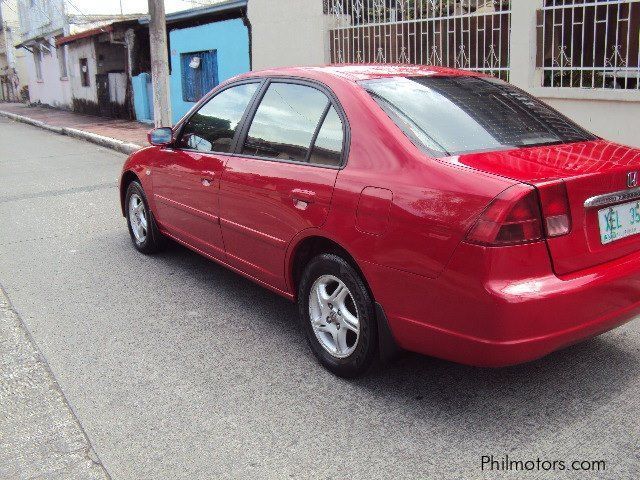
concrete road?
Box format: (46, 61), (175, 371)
(1, 117), (639, 479)
(0, 288), (109, 479)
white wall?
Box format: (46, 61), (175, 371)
(540, 95), (640, 147)
(67, 38), (97, 103)
(248, 0), (333, 70)
(13, 47), (30, 96)
(27, 45), (71, 107)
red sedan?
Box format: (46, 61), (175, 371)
(120, 65), (640, 377)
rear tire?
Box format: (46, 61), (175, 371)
(125, 180), (164, 254)
(298, 253), (378, 377)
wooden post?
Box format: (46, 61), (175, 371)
(148, 0), (172, 126)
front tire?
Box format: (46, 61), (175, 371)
(125, 180), (164, 254)
(298, 254), (378, 377)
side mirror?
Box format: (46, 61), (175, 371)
(148, 127), (173, 146)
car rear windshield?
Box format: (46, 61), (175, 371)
(360, 76), (596, 156)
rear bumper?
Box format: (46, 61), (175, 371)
(363, 241), (640, 367)
(390, 293), (639, 367)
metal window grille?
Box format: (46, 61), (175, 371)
(325, 0), (512, 81)
(537, 0), (640, 89)
(180, 50), (219, 103)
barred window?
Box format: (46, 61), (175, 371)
(536, 0), (640, 89)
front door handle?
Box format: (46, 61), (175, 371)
(201, 177), (213, 187)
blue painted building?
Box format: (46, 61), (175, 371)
(134, 0), (250, 125)
(169, 18), (250, 124)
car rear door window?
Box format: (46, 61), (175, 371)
(242, 83), (331, 163)
(309, 106), (344, 167)
(179, 82), (259, 153)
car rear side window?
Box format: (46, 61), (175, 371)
(179, 82), (259, 153)
(242, 83), (333, 163)
(309, 106), (344, 167)
(361, 76), (596, 156)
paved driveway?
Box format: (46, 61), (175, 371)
(1, 118), (638, 479)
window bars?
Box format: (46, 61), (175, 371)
(325, 0), (512, 80)
(537, 0), (640, 89)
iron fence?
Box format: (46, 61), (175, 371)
(325, 0), (512, 80)
(537, 0), (640, 89)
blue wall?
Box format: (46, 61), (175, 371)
(132, 73), (153, 123)
(169, 18), (250, 124)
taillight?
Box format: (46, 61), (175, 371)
(537, 180), (572, 238)
(466, 184), (543, 246)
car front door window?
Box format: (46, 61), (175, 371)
(179, 82), (260, 153)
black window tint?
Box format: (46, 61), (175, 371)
(242, 83), (329, 162)
(180, 82), (259, 153)
(309, 106), (343, 166)
(362, 76), (596, 156)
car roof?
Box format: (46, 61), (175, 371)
(237, 64), (485, 83)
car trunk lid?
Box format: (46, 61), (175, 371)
(451, 140), (640, 275)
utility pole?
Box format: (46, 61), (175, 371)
(148, 0), (172, 127)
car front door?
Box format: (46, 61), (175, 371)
(151, 81), (261, 260)
(219, 80), (347, 291)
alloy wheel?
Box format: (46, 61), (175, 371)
(128, 193), (148, 243)
(308, 274), (360, 358)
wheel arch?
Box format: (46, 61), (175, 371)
(287, 234), (372, 301)
(120, 170), (141, 216)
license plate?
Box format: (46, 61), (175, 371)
(598, 201), (640, 244)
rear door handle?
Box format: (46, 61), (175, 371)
(291, 189), (316, 204)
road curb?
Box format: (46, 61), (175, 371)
(0, 110), (142, 155)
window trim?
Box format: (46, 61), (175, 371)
(305, 102), (332, 164)
(232, 76), (351, 170)
(57, 43), (68, 79)
(33, 47), (43, 81)
(79, 58), (90, 87)
(172, 78), (266, 155)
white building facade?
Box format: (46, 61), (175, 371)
(0, 0), (27, 101)
(16, 0), (223, 107)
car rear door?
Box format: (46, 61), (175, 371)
(219, 80), (347, 291)
(152, 81), (261, 261)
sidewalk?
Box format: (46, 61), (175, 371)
(0, 103), (150, 151)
